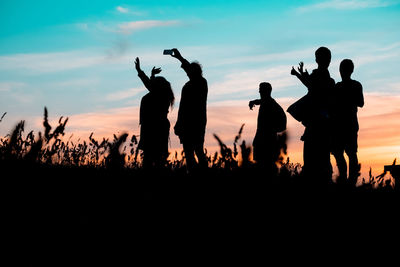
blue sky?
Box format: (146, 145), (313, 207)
(1, 0), (400, 172)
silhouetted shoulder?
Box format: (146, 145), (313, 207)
(334, 79), (363, 97)
(352, 79), (362, 89)
(336, 79), (361, 88)
(200, 76), (208, 86)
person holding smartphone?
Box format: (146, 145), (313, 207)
(169, 48), (208, 173)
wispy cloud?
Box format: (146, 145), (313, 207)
(117, 20), (180, 35)
(0, 50), (103, 74)
(116, 6), (130, 14)
(213, 47), (316, 66)
(0, 82), (26, 92)
(297, 0), (399, 12)
(209, 65), (297, 100)
(0, 81), (35, 104)
(115, 6), (143, 15)
(106, 87), (143, 101)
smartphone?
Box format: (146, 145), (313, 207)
(163, 49), (173, 55)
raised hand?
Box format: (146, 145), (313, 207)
(298, 62), (308, 75)
(298, 62), (304, 74)
(134, 57), (141, 72)
(291, 66), (298, 76)
(171, 48), (182, 59)
(151, 66), (162, 76)
(249, 100), (255, 110)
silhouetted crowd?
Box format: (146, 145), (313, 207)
(134, 47), (364, 185)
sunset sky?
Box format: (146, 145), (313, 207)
(1, 0), (399, 176)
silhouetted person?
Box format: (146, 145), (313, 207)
(290, 47), (335, 184)
(170, 48), (208, 172)
(134, 57), (175, 168)
(249, 82), (287, 171)
(331, 59), (364, 185)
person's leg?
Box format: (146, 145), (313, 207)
(252, 135), (259, 164)
(253, 136), (267, 168)
(155, 120), (170, 169)
(319, 143), (333, 185)
(333, 151), (347, 183)
(347, 152), (359, 182)
(142, 150), (154, 169)
(302, 138), (321, 188)
(331, 131), (347, 183)
(312, 124), (333, 185)
(183, 142), (196, 173)
(194, 143), (208, 169)
(265, 136), (278, 175)
(252, 144), (259, 163)
(346, 131), (360, 186)
(302, 139), (311, 176)
(302, 129), (318, 176)
(304, 133), (332, 186)
(301, 127), (313, 173)
(153, 152), (167, 170)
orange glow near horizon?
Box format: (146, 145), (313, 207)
(3, 93), (395, 179)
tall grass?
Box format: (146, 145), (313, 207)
(0, 107), (397, 192)
(0, 107), (139, 169)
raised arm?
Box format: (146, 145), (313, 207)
(134, 57), (152, 91)
(291, 62), (311, 89)
(249, 99), (262, 110)
(171, 48), (190, 70)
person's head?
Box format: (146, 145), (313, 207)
(315, 47), (331, 69)
(187, 61), (203, 79)
(339, 59), (354, 80)
(153, 76), (175, 108)
(259, 82), (272, 99)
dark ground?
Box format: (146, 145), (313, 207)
(3, 162), (399, 266)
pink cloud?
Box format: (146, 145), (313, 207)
(117, 20), (180, 35)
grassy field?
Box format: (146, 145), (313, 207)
(2, 108), (399, 265)
(1, 108), (397, 190)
